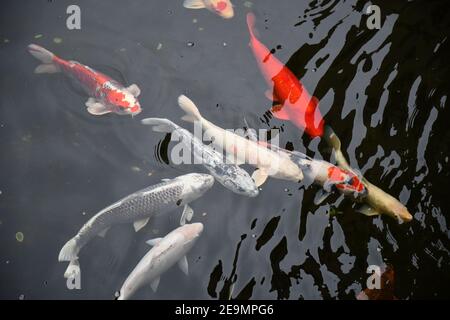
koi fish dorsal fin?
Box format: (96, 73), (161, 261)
(271, 105), (290, 120)
(183, 0), (206, 9)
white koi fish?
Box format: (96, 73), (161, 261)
(177, 95), (304, 186)
(117, 223), (204, 300)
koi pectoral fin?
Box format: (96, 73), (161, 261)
(252, 168), (268, 187)
(356, 204), (381, 217)
(133, 217), (150, 232)
(86, 98), (111, 115)
(98, 227), (110, 238)
(34, 63), (60, 74)
(314, 189), (331, 205)
(126, 84), (141, 97)
(180, 204), (194, 226)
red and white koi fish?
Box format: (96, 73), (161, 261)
(246, 13), (324, 137)
(243, 124), (366, 203)
(183, 0), (234, 19)
(324, 126), (413, 223)
(28, 44), (142, 116)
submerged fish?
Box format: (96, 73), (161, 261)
(246, 13), (324, 137)
(271, 146), (365, 203)
(243, 124), (366, 203)
(183, 0), (234, 19)
(27, 44), (142, 116)
(324, 126), (413, 222)
(58, 173), (214, 278)
(117, 223), (204, 300)
(141, 118), (259, 197)
(177, 95), (304, 187)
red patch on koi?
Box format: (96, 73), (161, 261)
(216, 1), (227, 11)
(328, 167), (365, 193)
(130, 105), (140, 113)
(327, 166), (347, 183)
(107, 90), (129, 108)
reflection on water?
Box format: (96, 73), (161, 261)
(0, 0), (449, 299)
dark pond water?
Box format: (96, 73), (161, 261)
(0, 0), (449, 299)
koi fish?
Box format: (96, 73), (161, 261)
(58, 173), (214, 279)
(243, 122), (367, 203)
(177, 95), (304, 187)
(183, 0), (234, 19)
(246, 13), (324, 137)
(28, 44), (142, 116)
(117, 223), (204, 300)
(141, 118), (259, 197)
(324, 126), (413, 222)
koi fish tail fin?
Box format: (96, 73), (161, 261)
(246, 13), (257, 38)
(324, 125), (341, 151)
(141, 118), (178, 133)
(58, 238), (79, 262)
(63, 259), (81, 279)
(178, 95), (202, 123)
(59, 237), (81, 279)
(27, 44), (60, 74)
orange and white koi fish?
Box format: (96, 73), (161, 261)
(246, 13), (324, 137)
(28, 44), (142, 116)
(183, 0), (234, 19)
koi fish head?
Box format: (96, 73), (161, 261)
(328, 167), (367, 200)
(211, 0), (234, 19)
(180, 222), (204, 240)
(179, 173), (215, 200)
(105, 87), (142, 116)
(220, 166), (259, 197)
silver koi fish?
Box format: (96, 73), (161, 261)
(141, 118), (259, 197)
(58, 173), (214, 278)
(117, 223), (204, 300)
